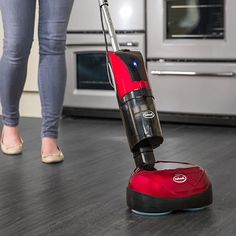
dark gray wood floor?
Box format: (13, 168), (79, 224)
(0, 117), (235, 236)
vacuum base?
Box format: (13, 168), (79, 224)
(127, 185), (212, 215)
(127, 161), (213, 215)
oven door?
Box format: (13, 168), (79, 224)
(147, 0), (236, 59)
(63, 34), (145, 109)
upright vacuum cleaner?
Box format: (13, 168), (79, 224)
(98, 0), (213, 215)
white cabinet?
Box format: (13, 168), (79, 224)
(0, 5), (41, 117)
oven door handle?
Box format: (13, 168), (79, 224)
(66, 42), (139, 47)
(120, 42), (139, 47)
(151, 71), (235, 77)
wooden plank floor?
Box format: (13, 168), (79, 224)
(0, 117), (235, 236)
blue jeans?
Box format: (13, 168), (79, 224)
(0, 0), (74, 138)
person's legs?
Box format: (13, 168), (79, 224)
(0, 0), (36, 146)
(38, 0), (74, 155)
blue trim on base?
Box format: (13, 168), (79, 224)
(131, 209), (172, 216)
(131, 206), (208, 216)
(184, 207), (207, 212)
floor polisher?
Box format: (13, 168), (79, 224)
(98, 0), (213, 215)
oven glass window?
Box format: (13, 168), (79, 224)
(76, 52), (113, 90)
(166, 0), (224, 39)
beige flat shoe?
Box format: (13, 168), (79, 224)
(41, 148), (64, 164)
(0, 135), (24, 155)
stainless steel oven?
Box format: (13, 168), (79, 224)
(147, 0), (236, 118)
(147, 0), (236, 59)
(63, 33), (145, 110)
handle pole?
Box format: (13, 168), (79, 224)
(98, 0), (120, 52)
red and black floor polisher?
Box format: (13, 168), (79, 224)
(98, 0), (213, 216)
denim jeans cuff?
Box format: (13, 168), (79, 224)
(2, 118), (19, 127)
(41, 132), (58, 139)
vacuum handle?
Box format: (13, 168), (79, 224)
(98, 0), (120, 52)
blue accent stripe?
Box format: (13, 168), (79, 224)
(131, 209), (172, 216)
(184, 207), (207, 212)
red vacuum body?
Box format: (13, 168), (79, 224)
(108, 50), (213, 215)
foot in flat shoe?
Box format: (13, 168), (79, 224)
(0, 126), (23, 155)
(41, 149), (64, 164)
(41, 137), (64, 164)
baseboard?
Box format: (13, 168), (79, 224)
(62, 107), (236, 126)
